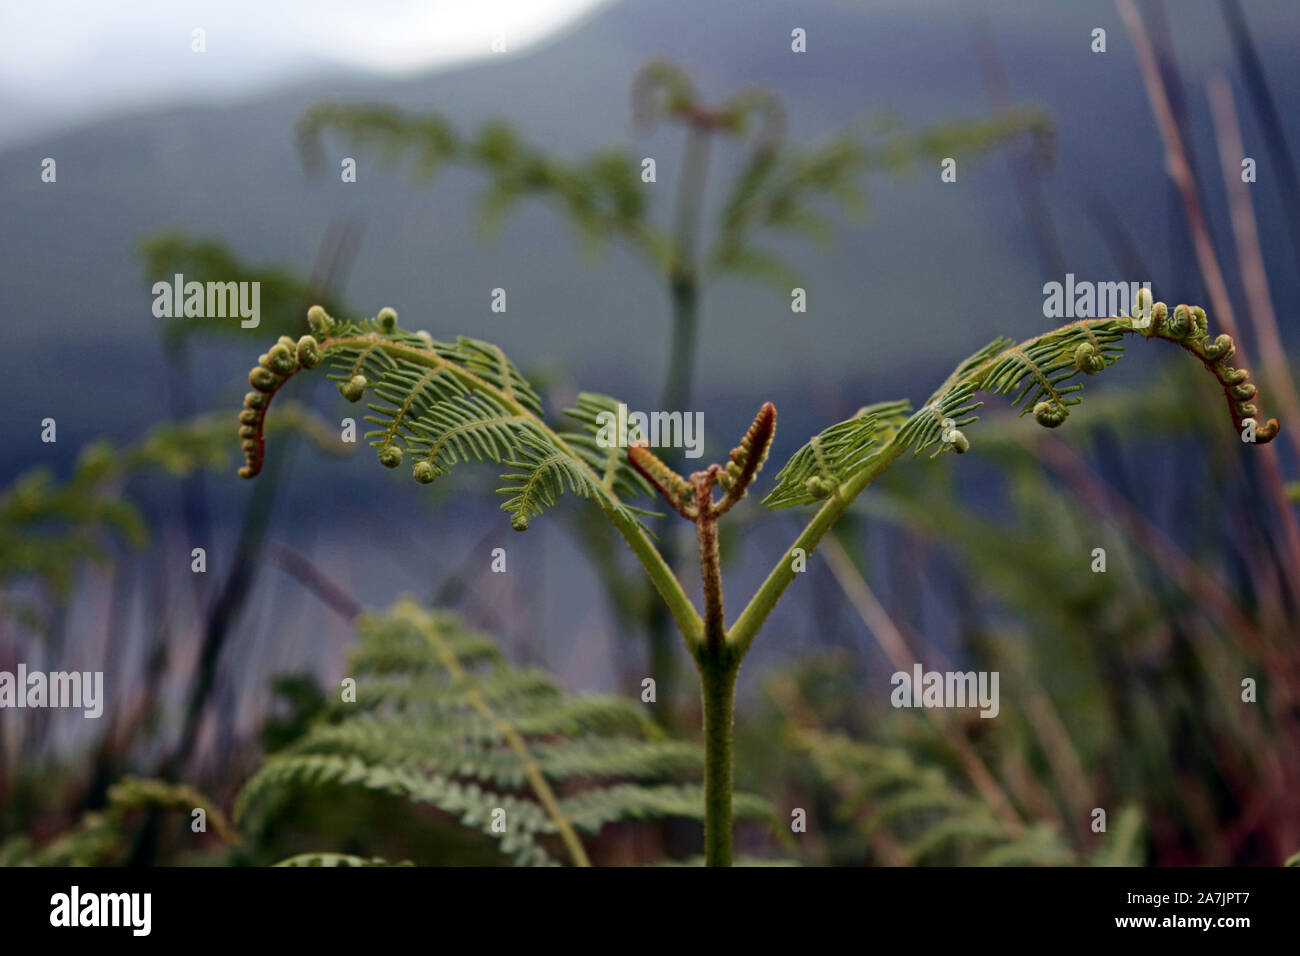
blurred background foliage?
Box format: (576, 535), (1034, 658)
(2, 0), (1298, 866)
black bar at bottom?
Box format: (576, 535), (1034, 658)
(0, 865), (1287, 942)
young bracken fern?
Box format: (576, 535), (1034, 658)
(237, 288), (1277, 866)
(236, 599), (773, 865)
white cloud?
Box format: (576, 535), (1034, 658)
(0, 0), (611, 144)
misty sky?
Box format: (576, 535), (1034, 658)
(0, 0), (611, 145)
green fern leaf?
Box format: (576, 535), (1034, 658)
(763, 399), (911, 508)
(236, 599), (774, 865)
(560, 392), (659, 507)
(800, 730), (1076, 866)
(241, 308), (652, 535)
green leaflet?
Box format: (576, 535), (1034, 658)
(800, 731), (1074, 866)
(560, 391), (659, 508)
(257, 308), (655, 532)
(762, 399), (911, 508)
(800, 729), (1140, 866)
(235, 599), (775, 866)
(764, 322), (1135, 508)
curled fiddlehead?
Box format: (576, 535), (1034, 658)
(628, 403), (778, 523)
(1130, 290), (1280, 443)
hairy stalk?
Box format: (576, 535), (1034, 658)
(699, 653), (738, 867)
(694, 474), (736, 866)
(696, 477), (726, 651)
(630, 406), (775, 865)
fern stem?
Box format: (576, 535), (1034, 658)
(697, 489), (726, 653)
(729, 440), (906, 658)
(695, 470), (738, 865)
(605, 506), (704, 650)
(699, 653), (738, 867)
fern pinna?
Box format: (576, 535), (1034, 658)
(797, 730), (1144, 867)
(238, 289), (1277, 865)
(235, 599), (773, 866)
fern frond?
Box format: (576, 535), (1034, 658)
(350, 669), (561, 714)
(560, 783), (775, 834)
(350, 687), (650, 739)
(800, 730), (1074, 866)
(765, 297), (1280, 511)
(903, 296), (1280, 456)
(497, 434), (620, 532)
(240, 307), (652, 534)
(763, 400), (911, 508)
(709, 133), (863, 288)
(298, 105), (658, 257)
(710, 109), (1049, 289)
(346, 615), (503, 673)
(894, 380), (986, 459)
(977, 826), (1078, 866)
(236, 599), (773, 865)
(865, 108), (1053, 172)
(405, 392), (533, 481)
(237, 754), (559, 866)
(560, 392), (658, 505)
(283, 721), (701, 789)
